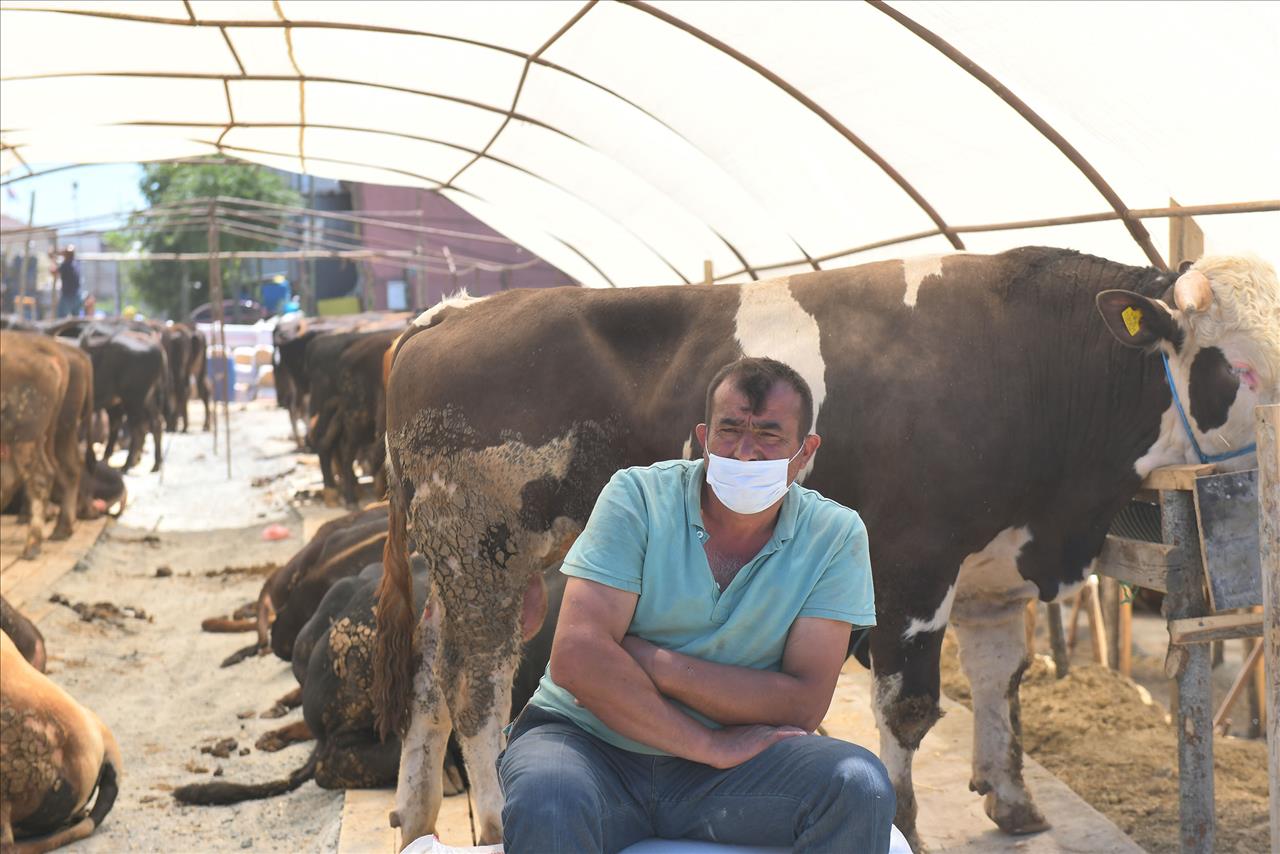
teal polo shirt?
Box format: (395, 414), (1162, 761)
(527, 458), (876, 755)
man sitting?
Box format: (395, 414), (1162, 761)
(500, 357), (895, 853)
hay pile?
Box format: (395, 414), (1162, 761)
(940, 633), (1268, 853)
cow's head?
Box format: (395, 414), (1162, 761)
(1098, 255), (1279, 470)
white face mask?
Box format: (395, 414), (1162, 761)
(705, 444), (805, 516)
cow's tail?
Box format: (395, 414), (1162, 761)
(373, 489), (415, 740)
(173, 750), (316, 806)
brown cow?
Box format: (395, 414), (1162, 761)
(0, 631), (122, 853)
(1, 331), (69, 558)
(0, 597), (46, 673)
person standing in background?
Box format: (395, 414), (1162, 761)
(55, 245), (81, 318)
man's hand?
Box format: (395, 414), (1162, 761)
(702, 724), (806, 769)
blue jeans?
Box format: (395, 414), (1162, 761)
(57, 293), (81, 318)
(499, 705), (895, 854)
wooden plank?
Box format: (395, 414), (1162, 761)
(1193, 469), (1262, 611)
(1213, 640), (1264, 733)
(1169, 612), (1264, 645)
(1256, 403), (1279, 853)
(0, 517), (108, 611)
(337, 789), (397, 854)
(1141, 463), (1215, 492)
(1097, 535), (1177, 593)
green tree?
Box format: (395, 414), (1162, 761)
(115, 159), (299, 318)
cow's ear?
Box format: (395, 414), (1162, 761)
(1096, 290), (1178, 349)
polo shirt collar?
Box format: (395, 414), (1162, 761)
(686, 458), (800, 544)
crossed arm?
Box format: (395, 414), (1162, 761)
(548, 576), (853, 767)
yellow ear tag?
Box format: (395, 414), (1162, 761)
(1121, 306), (1143, 337)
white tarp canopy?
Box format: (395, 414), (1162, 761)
(2, 0), (1277, 287)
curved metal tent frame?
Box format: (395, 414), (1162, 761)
(2, 1), (1277, 286)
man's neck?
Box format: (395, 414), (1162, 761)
(699, 480), (781, 545)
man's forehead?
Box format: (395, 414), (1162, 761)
(712, 381), (802, 420)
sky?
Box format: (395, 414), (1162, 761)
(1, 162), (144, 229)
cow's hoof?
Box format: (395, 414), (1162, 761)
(900, 827), (927, 854)
(984, 792), (1050, 835)
(322, 488), (341, 507)
(50, 524), (73, 541)
(151, 463), (161, 473)
(442, 762), (465, 796)
(21, 541), (42, 560)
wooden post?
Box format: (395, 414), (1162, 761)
(207, 201), (233, 479)
(1046, 601), (1070, 678)
(1169, 197), (1204, 269)
(1024, 600), (1038, 658)
(1085, 575), (1109, 666)
(1119, 599), (1133, 678)
(1257, 403), (1279, 853)
(703, 260), (713, 285)
(1100, 575), (1121, 669)
(1163, 487), (1214, 853)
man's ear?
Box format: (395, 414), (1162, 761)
(694, 423), (708, 454)
(1096, 290), (1179, 349)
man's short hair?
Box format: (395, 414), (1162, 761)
(704, 357), (814, 442)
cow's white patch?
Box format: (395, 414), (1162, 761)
(413, 288), (486, 327)
(903, 584), (955, 641)
(733, 277), (826, 479)
(872, 672), (914, 798)
(901, 254), (945, 308)
(952, 526), (1037, 615)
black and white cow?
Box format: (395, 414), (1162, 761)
(373, 247), (1278, 848)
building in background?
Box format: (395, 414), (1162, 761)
(350, 184), (571, 311)
(0, 212), (56, 316)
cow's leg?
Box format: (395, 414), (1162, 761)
(14, 442), (54, 559)
(103, 407), (122, 462)
(453, 653), (520, 845)
(950, 526), (1048, 835)
(51, 421), (82, 540)
(149, 407), (164, 472)
(394, 605), (452, 843)
(338, 433), (360, 507)
(870, 619), (946, 853)
(951, 602), (1047, 834)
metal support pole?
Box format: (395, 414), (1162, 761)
(1162, 488), (1214, 853)
(1257, 404), (1279, 852)
(18, 193), (35, 319)
(207, 201), (233, 480)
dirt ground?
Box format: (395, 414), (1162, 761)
(20, 403), (348, 853)
(940, 633), (1270, 854)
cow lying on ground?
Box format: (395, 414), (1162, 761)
(0, 331), (94, 558)
(373, 248), (1278, 848)
(205, 504), (389, 664)
(176, 557), (560, 807)
(0, 631), (122, 853)
(0, 597), (46, 673)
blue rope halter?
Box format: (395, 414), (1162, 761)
(1159, 352), (1256, 464)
